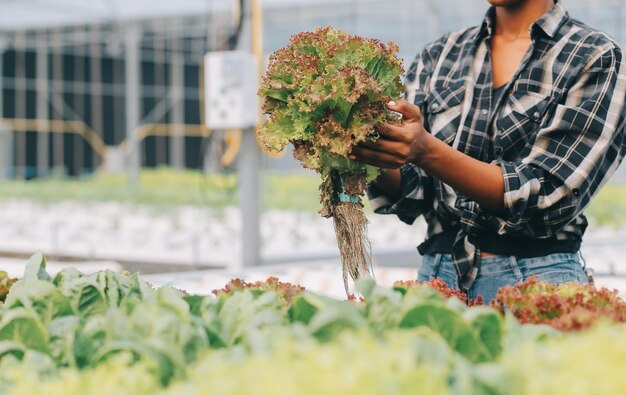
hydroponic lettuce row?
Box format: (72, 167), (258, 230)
(2, 254), (626, 395)
(257, 26), (405, 292)
(394, 278), (485, 306)
(491, 276), (626, 331)
(211, 276), (305, 306)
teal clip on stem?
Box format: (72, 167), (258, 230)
(338, 175), (360, 203)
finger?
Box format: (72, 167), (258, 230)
(351, 151), (403, 169)
(357, 138), (406, 154)
(374, 122), (410, 142)
(387, 99), (422, 124)
(350, 146), (405, 169)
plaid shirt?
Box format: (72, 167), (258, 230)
(368, 1), (626, 291)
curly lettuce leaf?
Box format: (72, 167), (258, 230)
(258, 26), (405, 185)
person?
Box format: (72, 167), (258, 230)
(351, 0), (626, 303)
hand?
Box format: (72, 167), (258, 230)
(350, 100), (427, 169)
(351, 99), (506, 214)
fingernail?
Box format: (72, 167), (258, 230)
(388, 101), (396, 106)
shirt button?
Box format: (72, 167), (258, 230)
(481, 109), (488, 116)
(432, 103), (439, 110)
(533, 111), (541, 121)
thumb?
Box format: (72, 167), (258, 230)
(386, 99), (421, 124)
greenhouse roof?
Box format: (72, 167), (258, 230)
(0, 0), (341, 33)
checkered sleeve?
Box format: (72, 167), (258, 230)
(491, 45), (626, 237)
(367, 46), (439, 224)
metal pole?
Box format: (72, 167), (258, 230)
(36, 35), (50, 178)
(153, 29), (167, 166)
(15, 33), (26, 179)
(237, 0), (262, 268)
(239, 125), (261, 268)
(125, 23), (141, 186)
(170, 26), (185, 170)
(0, 35), (11, 180)
(73, 29), (85, 176)
(52, 29), (65, 175)
(90, 25), (103, 171)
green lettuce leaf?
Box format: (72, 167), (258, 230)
(258, 26), (404, 202)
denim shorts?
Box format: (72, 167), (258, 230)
(417, 253), (589, 304)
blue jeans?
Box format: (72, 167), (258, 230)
(417, 253), (589, 304)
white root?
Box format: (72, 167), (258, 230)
(332, 201), (373, 294)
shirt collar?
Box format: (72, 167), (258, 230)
(475, 7), (496, 41)
(473, 0), (569, 42)
(533, 0), (568, 38)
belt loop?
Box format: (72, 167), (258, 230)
(509, 255), (523, 283)
(432, 253), (443, 277)
(578, 250), (587, 269)
(578, 251), (595, 287)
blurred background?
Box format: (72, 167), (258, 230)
(0, 0), (625, 296)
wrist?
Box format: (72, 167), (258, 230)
(410, 131), (437, 168)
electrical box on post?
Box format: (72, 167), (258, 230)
(204, 51), (259, 130)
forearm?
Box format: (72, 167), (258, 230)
(414, 133), (506, 215)
(353, 100), (506, 215)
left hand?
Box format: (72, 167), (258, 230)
(350, 100), (428, 169)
